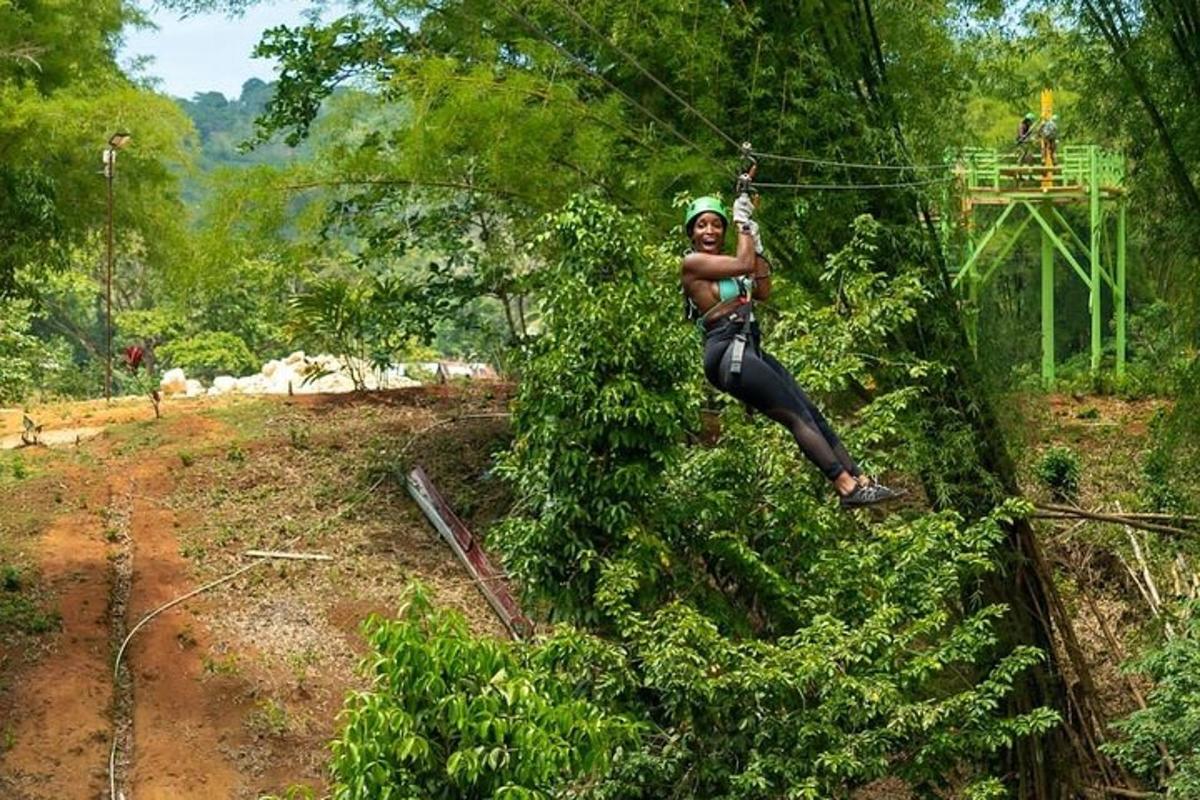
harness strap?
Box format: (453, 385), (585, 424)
(726, 306), (754, 387)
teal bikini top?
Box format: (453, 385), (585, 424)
(684, 274), (754, 330)
(718, 276), (754, 303)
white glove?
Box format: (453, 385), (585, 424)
(748, 219), (764, 255)
(732, 192), (754, 225)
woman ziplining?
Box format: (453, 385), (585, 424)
(680, 193), (903, 508)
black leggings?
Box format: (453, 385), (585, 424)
(703, 315), (861, 481)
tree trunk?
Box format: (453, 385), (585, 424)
(834, 4), (1104, 794)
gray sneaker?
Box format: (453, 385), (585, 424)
(840, 481), (905, 508)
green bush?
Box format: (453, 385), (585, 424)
(1035, 445), (1081, 502)
(1142, 363), (1200, 514)
(0, 299), (47, 404)
(493, 196), (700, 619)
(330, 199), (1058, 799)
(330, 585), (638, 800)
(1102, 608), (1200, 797)
(158, 331), (258, 380)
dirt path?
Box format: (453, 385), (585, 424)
(1, 388), (513, 799)
(1, 478), (113, 798)
(0, 414), (249, 799)
(121, 455), (247, 799)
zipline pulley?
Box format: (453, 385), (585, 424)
(735, 141), (758, 199)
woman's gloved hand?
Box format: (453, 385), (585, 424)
(732, 191), (755, 224)
(732, 192), (764, 255)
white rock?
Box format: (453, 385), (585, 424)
(257, 363), (294, 394)
(311, 372), (357, 394)
(235, 375), (269, 394)
(213, 375), (237, 392)
(160, 368), (188, 395)
(184, 379), (205, 398)
(283, 350), (306, 366)
(261, 359), (281, 378)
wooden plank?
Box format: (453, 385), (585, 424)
(407, 465), (533, 640)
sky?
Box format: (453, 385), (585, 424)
(121, 2), (335, 100)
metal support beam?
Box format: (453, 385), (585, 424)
(954, 202), (1015, 287)
(1049, 206), (1089, 258)
(1048, 205), (1113, 288)
(1023, 201), (1091, 289)
(1089, 147), (1103, 375)
(1042, 204), (1055, 388)
(952, 142), (1127, 387)
(1116, 203), (1127, 379)
(979, 212), (1034, 288)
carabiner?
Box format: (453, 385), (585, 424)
(735, 141), (758, 198)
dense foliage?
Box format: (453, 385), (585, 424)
(1103, 607), (1200, 797)
(328, 198), (1058, 798)
(8, 0), (1200, 795)
(331, 586), (639, 800)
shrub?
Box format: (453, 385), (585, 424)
(0, 299), (47, 404)
(158, 331), (258, 380)
(288, 270), (467, 390)
(493, 196), (699, 620)
(1142, 363), (1200, 514)
(1102, 608), (1200, 797)
(329, 585), (638, 800)
(1035, 445), (1081, 502)
(326, 199), (1059, 799)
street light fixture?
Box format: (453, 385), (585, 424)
(102, 130), (130, 402)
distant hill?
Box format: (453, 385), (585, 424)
(175, 78), (301, 205)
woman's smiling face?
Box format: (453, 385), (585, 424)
(690, 212), (726, 254)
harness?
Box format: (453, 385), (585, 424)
(684, 274), (755, 385)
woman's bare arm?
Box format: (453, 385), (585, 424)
(681, 227), (756, 279)
(751, 254), (772, 300)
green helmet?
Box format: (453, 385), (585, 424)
(1024, 112), (1036, 122)
(684, 196), (729, 236)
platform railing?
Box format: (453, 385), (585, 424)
(954, 145), (1124, 193)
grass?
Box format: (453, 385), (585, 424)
(108, 419), (165, 456)
(0, 567), (60, 635)
(247, 698), (292, 737)
(202, 651), (241, 677)
(202, 398), (277, 441)
(0, 452), (40, 488)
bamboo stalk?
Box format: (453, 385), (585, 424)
(1091, 786), (1157, 799)
(1036, 502), (1200, 524)
(1032, 507), (1194, 538)
(243, 550), (333, 562)
(1115, 552), (1160, 620)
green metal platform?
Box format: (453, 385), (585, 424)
(947, 144), (1128, 387)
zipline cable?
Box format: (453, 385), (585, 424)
(541, 0), (955, 181)
(751, 175), (956, 191)
(751, 150), (952, 171)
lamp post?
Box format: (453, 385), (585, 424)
(102, 131), (131, 401)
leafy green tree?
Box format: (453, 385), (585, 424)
(0, 299), (48, 404)
(157, 331), (258, 380)
(330, 198), (1058, 798)
(494, 197), (699, 621)
(330, 584), (640, 800)
(162, 0), (1105, 789)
